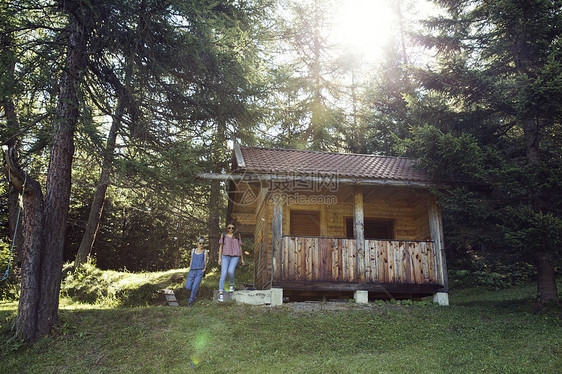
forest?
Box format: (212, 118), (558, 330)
(0, 0), (560, 342)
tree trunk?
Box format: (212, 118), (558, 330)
(522, 117), (559, 307)
(7, 11), (88, 341)
(173, 220), (181, 269)
(207, 118), (227, 263)
(4, 147), (46, 342)
(4, 127), (24, 264)
(534, 250), (559, 310)
(75, 97), (123, 268)
(36, 13), (86, 337)
(535, 251), (558, 301)
(523, 117), (540, 165)
(394, 0), (408, 66)
(7, 189), (24, 263)
(1, 33), (24, 263)
(208, 179), (222, 263)
(15, 177), (44, 342)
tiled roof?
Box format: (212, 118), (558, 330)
(237, 146), (433, 183)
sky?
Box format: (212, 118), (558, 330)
(329, 0), (440, 65)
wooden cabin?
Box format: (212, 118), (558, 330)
(204, 145), (449, 304)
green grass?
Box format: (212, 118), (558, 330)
(0, 265), (560, 373)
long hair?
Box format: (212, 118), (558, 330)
(226, 221), (238, 236)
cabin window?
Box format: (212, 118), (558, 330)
(345, 218), (394, 240)
(290, 210), (320, 236)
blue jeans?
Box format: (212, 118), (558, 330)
(219, 256), (240, 292)
(185, 269), (204, 303)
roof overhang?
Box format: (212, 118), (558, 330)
(197, 172), (449, 189)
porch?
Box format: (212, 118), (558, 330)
(271, 236), (442, 296)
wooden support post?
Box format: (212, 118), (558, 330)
(320, 204), (327, 237)
(428, 198), (448, 291)
(354, 189), (366, 283)
(272, 194), (283, 284)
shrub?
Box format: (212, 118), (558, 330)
(61, 262), (112, 303)
(448, 264), (537, 290)
(0, 275), (20, 301)
(61, 262), (161, 307)
(0, 241), (20, 301)
(115, 283), (161, 307)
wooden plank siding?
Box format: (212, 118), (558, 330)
(280, 236), (439, 285)
(253, 194), (271, 289)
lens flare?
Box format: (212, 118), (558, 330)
(193, 330), (210, 350)
(189, 329), (210, 367)
(189, 356), (200, 367)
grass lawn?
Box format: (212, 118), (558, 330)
(0, 267), (560, 373)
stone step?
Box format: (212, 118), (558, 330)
(162, 289), (179, 306)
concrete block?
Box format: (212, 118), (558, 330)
(354, 290), (368, 304)
(212, 289), (284, 306)
(270, 288), (283, 307)
(233, 290), (271, 305)
(433, 292), (449, 306)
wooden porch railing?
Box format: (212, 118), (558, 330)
(281, 236), (438, 285)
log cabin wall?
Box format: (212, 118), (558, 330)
(280, 187), (432, 241)
(411, 196), (431, 240)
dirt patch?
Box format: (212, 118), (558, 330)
(281, 300), (402, 313)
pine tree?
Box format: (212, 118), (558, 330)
(268, 0), (347, 151)
(408, 0), (562, 308)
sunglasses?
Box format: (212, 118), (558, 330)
(227, 226), (235, 230)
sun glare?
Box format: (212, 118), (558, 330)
(329, 0), (439, 65)
(331, 0), (398, 63)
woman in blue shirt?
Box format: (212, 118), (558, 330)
(185, 237), (208, 306)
